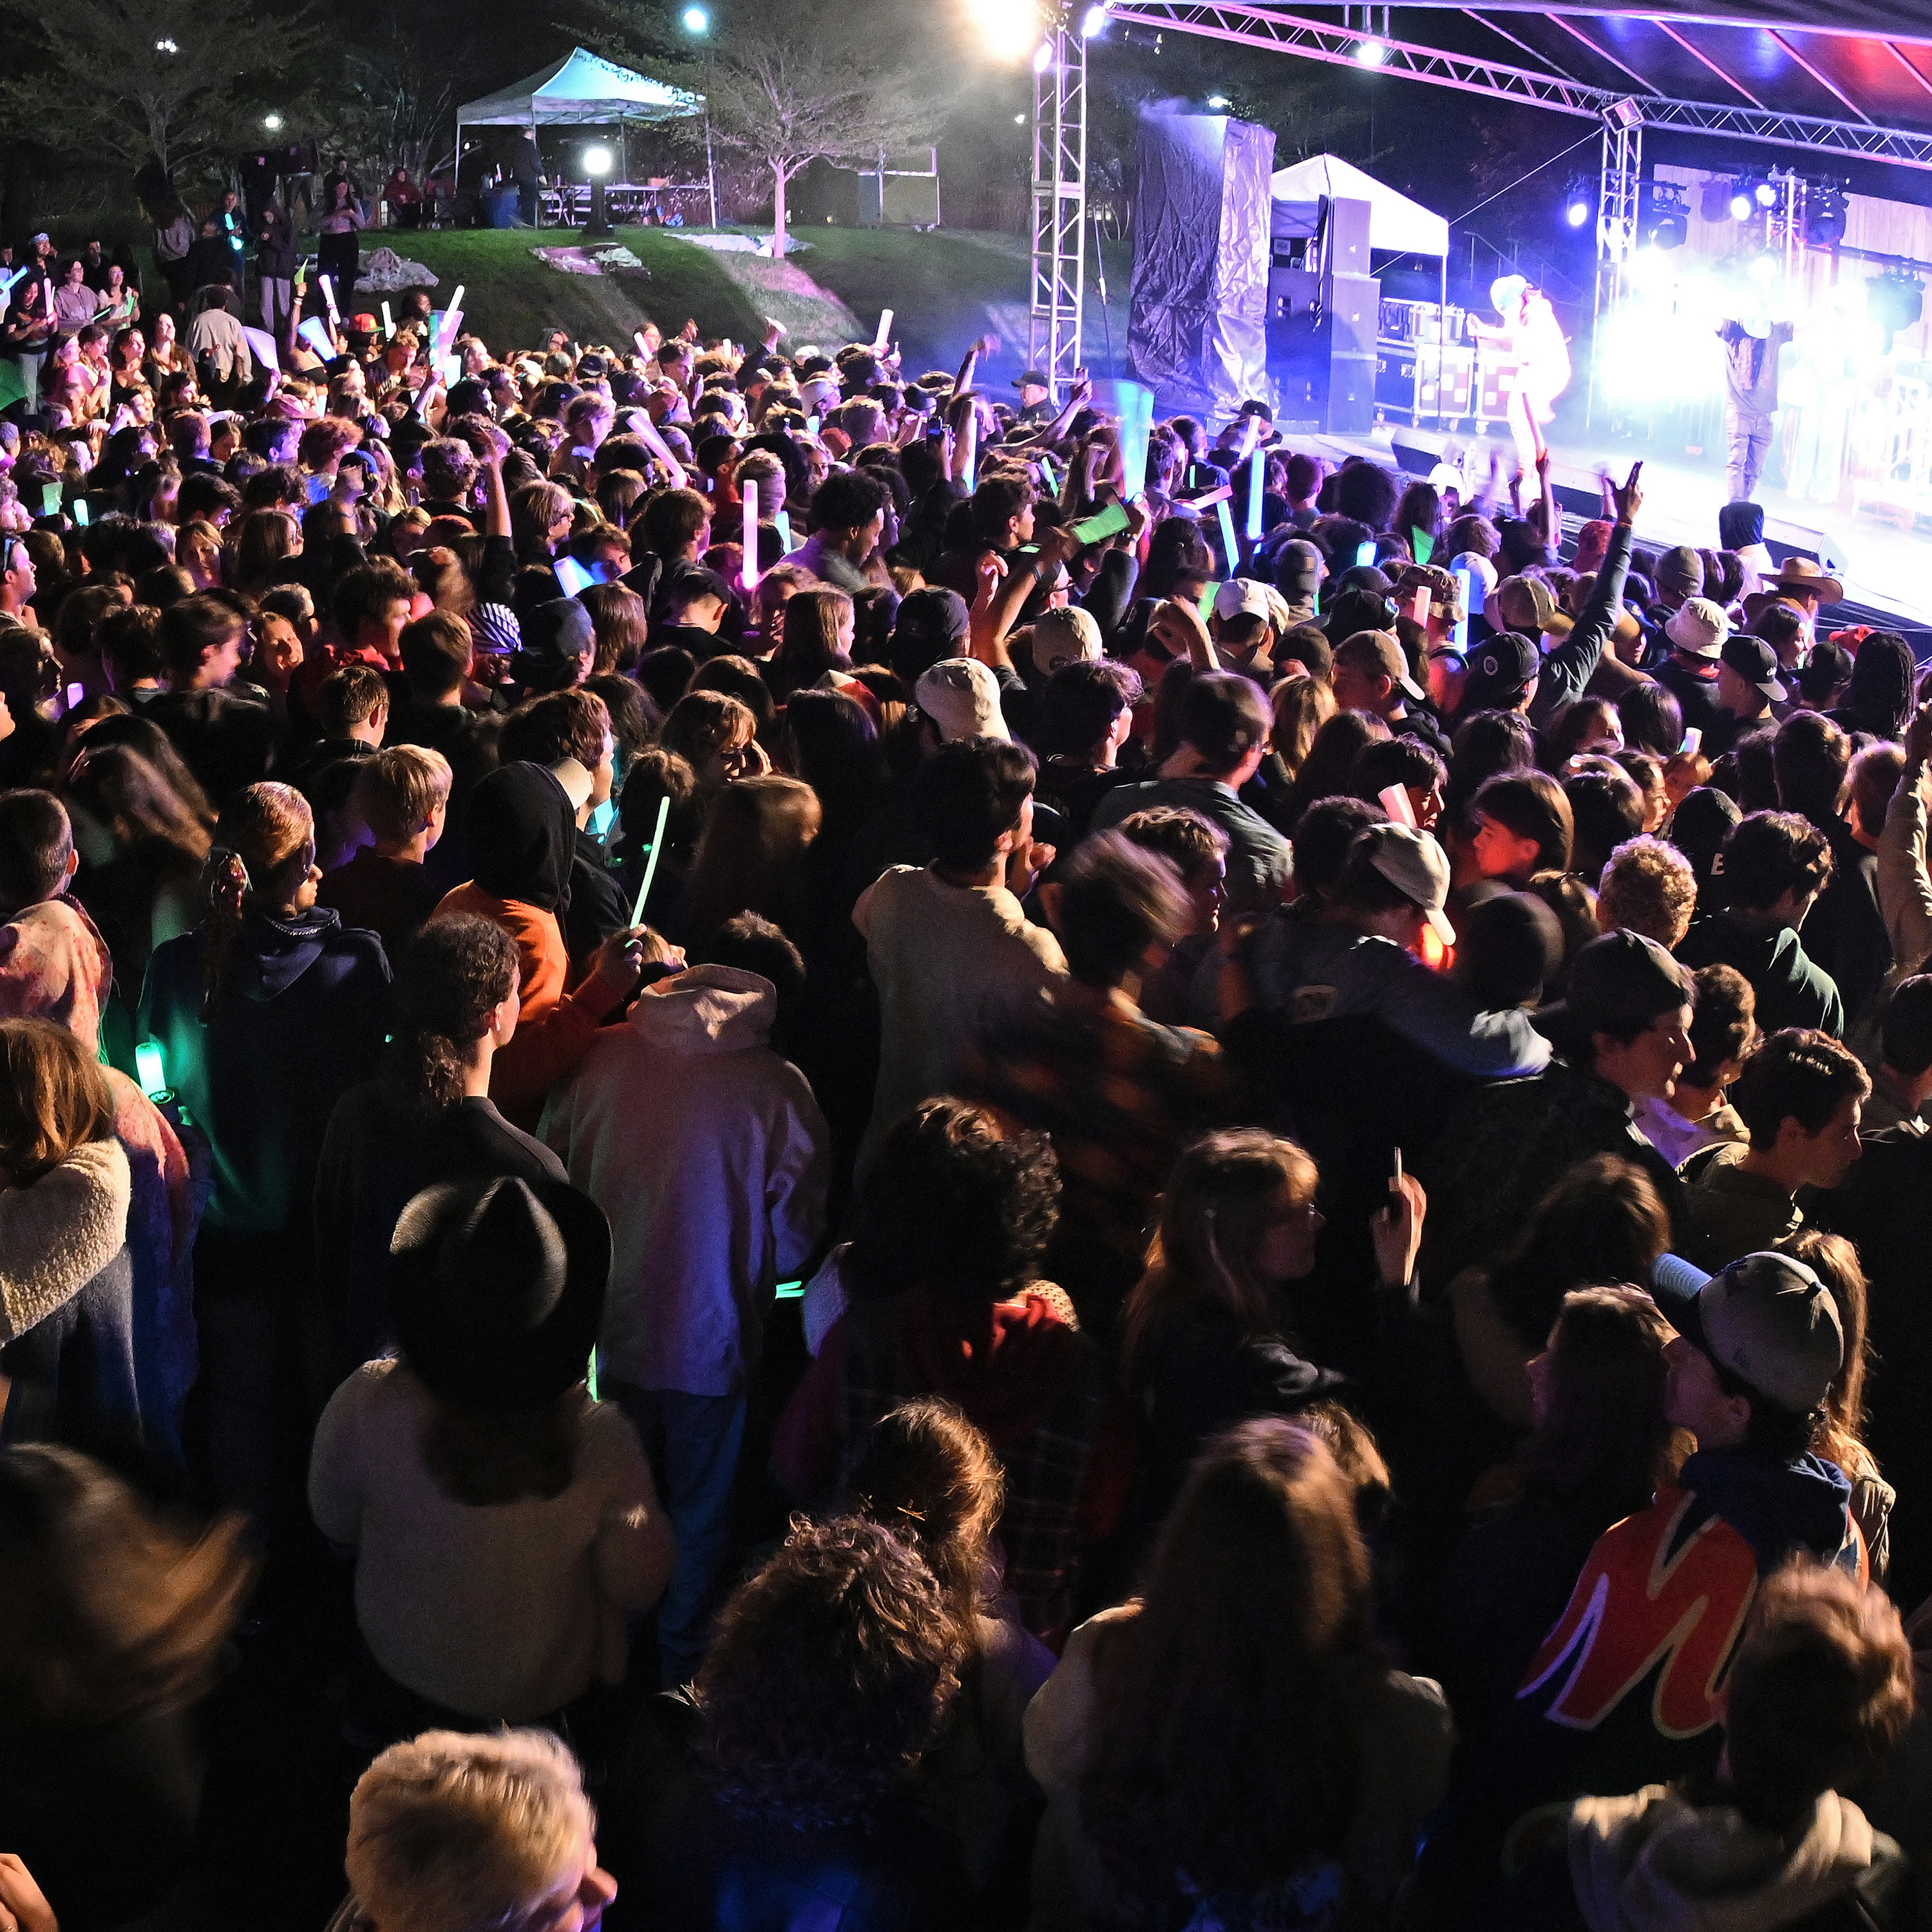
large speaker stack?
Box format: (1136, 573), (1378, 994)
(1266, 195), (1379, 434)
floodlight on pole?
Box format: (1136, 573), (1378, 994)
(1081, 3), (1108, 36)
(1033, 38), (1055, 73)
(968, 0), (1045, 60)
(1354, 39), (1386, 66)
(681, 5), (708, 32)
(263, 113), (283, 130)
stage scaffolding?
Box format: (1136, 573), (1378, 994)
(1029, 6), (1090, 399)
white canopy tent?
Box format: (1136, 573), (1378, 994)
(455, 48), (711, 215)
(1269, 154), (1450, 260)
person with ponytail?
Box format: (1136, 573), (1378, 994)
(137, 782), (390, 1520)
(314, 913), (568, 1385)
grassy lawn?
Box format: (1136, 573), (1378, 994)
(354, 223), (1131, 383)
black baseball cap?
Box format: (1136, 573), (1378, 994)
(1719, 633), (1786, 705)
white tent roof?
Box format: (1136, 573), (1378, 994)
(1270, 154), (1449, 260)
(457, 47), (701, 128)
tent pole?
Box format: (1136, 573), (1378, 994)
(1438, 248), (1447, 431)
(454, 120), (462, 198)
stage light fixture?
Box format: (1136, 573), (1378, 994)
(1081, 3), (1109, 37)
(680, 5), (708, 30)
(263, 113), (283, 131)
(967, 0), (1043, 59)
(1728, 187), (1754, 220)
(1806, 180), (1848, 249)
(1033, 37), (1055, 71)
(1566, 200), (1589, 228)
(1642, 184), (1687, 250)
(1755, 180), (1779, 208)
(1355, 38), (1386, 65)
(1747, 251), (1779, 287)
(1868, 268), (1924, 352)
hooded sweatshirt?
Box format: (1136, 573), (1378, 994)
(140, 904), (390, 1239)
(0, 897), (200, 1460)
(1568, 1786), (1897, 1932)
(1, 1138), (143, 1454)
(540, 965), (829, 1397)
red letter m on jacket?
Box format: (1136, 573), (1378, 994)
(1517, 1488), (1757, 1739)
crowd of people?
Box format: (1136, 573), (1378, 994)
(3, 233), (1932, 1932)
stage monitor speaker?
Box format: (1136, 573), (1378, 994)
(1328, 354), (1376, 434)
(1128, 111), (1276, 415)
(1327, 196), (1372, 277)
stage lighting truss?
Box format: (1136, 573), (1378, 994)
(1028, 1), (1094, 398)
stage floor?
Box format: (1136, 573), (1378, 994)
(1305, 424), (1932, 643)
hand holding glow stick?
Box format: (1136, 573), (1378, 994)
(741, 477), (760, 596)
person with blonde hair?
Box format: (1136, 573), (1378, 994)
(332, 1728), (615, 1932)
(317, 745), (453, 959)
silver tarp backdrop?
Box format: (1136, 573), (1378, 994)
(1128, 111), (1276, 418)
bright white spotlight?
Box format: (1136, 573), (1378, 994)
(1208, 94), (1230, 108)
(155, 37), (178, 51)
(584, 146), (612, 177)
(1081, 3), (1108, 37)
(969, 0), (1045, 59)
(1566, 199), (1589, 228)
(1014, 112), (1027, 124)
(681, 5), (708, 30)
(1754, 180), (1777, 207)
(1033, 37), (1054, 71)
(263, 113), (283, 131)
(1355, 39), (1385, 65)
(1747, 251), (1779, 285)
(1728, 191), (1752, 220)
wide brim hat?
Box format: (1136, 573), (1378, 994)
(1766, 555), (1844, 605)
(388, 1175), (611, 1412)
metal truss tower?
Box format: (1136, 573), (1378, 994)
(1030, 8), (1090, 398)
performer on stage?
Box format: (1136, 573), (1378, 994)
(1716, 310), (1795, 504)
(1468, 274), (1571, 475)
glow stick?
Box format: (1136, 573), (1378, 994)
(806, 414), (819, 437)
(298, 316), (337, 360)
(630, 793), (670, 927)
(1246, 451), (1264, 543)
(135, 1041), (166, 1099)
(0, 268), (25, 294)
(1115, 380), (1155, 500)
(435, 308), (464, 362)
(741, 477), (759, 595)
(381, 301), (393, 338)
(1450, 561), (1475, 652)
(317, 273), (339, 322)
(448, 284), (465, 321)
(1215, 497), (1240, 573)
(774, 507), (793, 551)
(1038, 453), (1057, 493)
(872, 307), (893, 353)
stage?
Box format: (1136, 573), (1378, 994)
(1299, 422), (1932, 647)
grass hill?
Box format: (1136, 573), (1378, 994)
(356, 223), (1130, 386)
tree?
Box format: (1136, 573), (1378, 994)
(0, 0), (321, 187)
(575, 0), (950, 256)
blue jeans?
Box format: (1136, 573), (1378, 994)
(603, 1379), (746, 1688)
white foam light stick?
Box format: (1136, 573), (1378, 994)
(381, 301), (393, 338)
(741, 477), (760, 596)
(774, 507), (793, 551)
(630, 793), (671, 927)
(317, 273), (339, 323)
(1215, 497), (1240, 574)
(872, 307), (893, 354)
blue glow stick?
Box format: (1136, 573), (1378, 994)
(0, 268), (26, 295)
(1246, 451), (1264, 543)
(774, 507), (793, 551)
(1451, 560), (1477, 652)
(1216, 497), (1240, 573)
(135, 1041), (166, 1099)
(298, 316), (336, 360)
(1038, 453), (1057, 493)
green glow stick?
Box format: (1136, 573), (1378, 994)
(630, 792), (670, 927)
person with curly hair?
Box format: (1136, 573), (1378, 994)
(1025, 1421), (1450, 1931)
(609, 1515), (970, 1926)
(775, 1097), (1110, 1642)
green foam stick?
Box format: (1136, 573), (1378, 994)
(630, 792), (670, 928)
